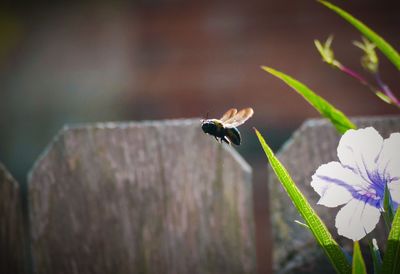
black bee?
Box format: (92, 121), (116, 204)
(201, 108), (254, 145)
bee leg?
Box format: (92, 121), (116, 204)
(215, 136), (224, 143)
(222, 136), (231, 145)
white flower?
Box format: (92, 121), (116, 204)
(311, 127), (400, 241)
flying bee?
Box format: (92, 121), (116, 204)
(201, 107), (254, 145)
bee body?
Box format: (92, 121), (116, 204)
(201, 119), (224, 137)
(201, 108), (253, 146)
(225, 126), (241, 145)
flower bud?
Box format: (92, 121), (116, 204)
(353, 37), (379, 73)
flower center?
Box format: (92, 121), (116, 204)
(359, 171), (387, 209)
(359, 188), (380, 200)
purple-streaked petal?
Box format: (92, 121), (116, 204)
(335, 199), (381, 241)
(378, 133), (400, 182)
(377, 132), (400, 208)
(337, 127), (383, 185)
(311, 162), (365, 207)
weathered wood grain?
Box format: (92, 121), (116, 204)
(0, 163), (26, 274)
(268, 115), (400, 274)
(28, 119), (256, 274)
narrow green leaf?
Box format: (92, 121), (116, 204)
(381, 208), (400, 274)
(319, 0), (400, 70)
(352, 241), (367, 274)
(383, 185), (395, 229)
(368, 239), (382, 274)
(261, 66), (356, 134)
(255, 128), (351, 274)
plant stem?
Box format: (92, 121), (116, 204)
(337, 63), (400, 107)
(338, 64), (369, 85)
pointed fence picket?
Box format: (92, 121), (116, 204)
(27, 119), (256, 274)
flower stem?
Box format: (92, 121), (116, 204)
(337, 63), (400, 108)
(338, 64), (369, 85)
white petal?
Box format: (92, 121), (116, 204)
(337, 127), (383, 184)
(388, 179), (400, 205)
(317, 185), (352, 207)
(335, 199), (381, 241)
(378, 133), (400, 181)
(311, 162), (365, 207)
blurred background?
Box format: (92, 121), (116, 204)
(0, 0), (399, 273)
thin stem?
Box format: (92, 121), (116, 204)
(338, 64), (369, 85)
(337, 63), (400, 108)
(337, 64), (380, 94)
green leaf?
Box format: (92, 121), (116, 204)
(381, 208), (400, 274)
(255, 128), (351, 274)
(369, 239), (382, 274)
(383, 185), (395, 229)
(352, 241), (367, 274)
(261, 66), (356, 134)
(319, 0), (400, 70)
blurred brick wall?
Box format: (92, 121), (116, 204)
(1, 1), (399, 273)
(127, 0), (400, 125)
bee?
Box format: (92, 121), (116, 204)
(201, 107), (254, 145)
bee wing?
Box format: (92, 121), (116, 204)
(219, 108), (238, 122)
(223, 107), (254, 128)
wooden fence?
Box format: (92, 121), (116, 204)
(2, 115), (399, 274)
(0, 163), (27, 274)
(1, 119), (256, 274)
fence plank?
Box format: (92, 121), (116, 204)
(268, 115), (400, 274)
(28, 119), (256, 274)
(0, 163), (26, 274)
